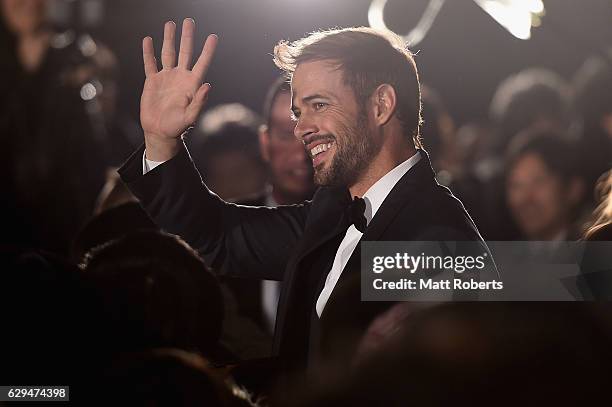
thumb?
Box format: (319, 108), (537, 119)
(185, 83), (212, 125)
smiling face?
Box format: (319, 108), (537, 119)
(291, 60), (381, 187)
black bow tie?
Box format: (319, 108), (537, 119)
(348, 196), (368, 233)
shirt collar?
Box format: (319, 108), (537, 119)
(362, 151), (422, 225)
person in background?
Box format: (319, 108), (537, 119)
(257, 77), (315, 335)
(81, 230), (226, 362)
(418, 85), (457, 178)
(75, 41), (142, 166)
(214, 79), (316, 361)
(489, 67), (572, 158)
(418, 85), (489, 232)
(481, 68), (573, 239)
(187, 103), (267, 201)
(0, 0), (108, 254)
(572, 49), (612, 200)
(187, 102), (280, 359)
(258, 77), (315, 207)
(505, 128), (585, 242)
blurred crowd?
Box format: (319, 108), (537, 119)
(1, 0), (612, 405)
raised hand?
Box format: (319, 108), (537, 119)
(140, 18), (218, 161)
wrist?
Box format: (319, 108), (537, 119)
(144, 135), (182, 162)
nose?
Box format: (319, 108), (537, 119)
(294, 114), (318, 143)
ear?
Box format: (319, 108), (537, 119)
(258, 124), (271, 162)
(371, 84), (397, 127)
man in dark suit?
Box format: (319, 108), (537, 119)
(119, 19), (491, 372)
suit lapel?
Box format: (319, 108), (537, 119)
(273, 186), (351, 358)
(320, 150), (438, 317)
(292, 186), (351, 262)
(274, 150), (439, 358)
(362, 149), (437, 243)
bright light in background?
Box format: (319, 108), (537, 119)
(367, 0), (386, 32)
(368, 0), (446, 46)
(474, 0), (545, 40)
(368, 0), (545, 44)
(528, 0), (545, 14)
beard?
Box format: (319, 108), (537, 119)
(313, 113), (380, 187)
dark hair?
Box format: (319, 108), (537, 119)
(490, 68), (571, 153)
(81, 231), (224, 358)
(262, 76), (291, 128)
(99, 348), (257, 406)
(505, 128), (578, 182)
(573, 50), (612, 127)
(188, 103), (264, 168)
(72, 202), (157, 261)
(273, 27), (422, 147)
(420, 85), (454, 160)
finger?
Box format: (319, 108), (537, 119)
(185, 83), (211, 124)
(192, 34), (218, 81)
(178, 18), (195, 69)
(161, 21), (176, 69)
(142, 36), (158, 77)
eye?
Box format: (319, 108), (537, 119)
(313, 102), (328, 111)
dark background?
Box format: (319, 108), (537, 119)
(78, 0), (612, 127)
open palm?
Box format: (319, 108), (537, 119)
(140, 19), (217, 154)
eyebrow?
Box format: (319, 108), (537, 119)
(291, 93), (332, 114)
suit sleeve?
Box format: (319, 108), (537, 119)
(118, 142), (310, 281)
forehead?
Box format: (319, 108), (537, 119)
(290, 60), (352, 103)
(511, 153), (550, 176)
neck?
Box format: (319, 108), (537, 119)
(348, 135), (416, 197)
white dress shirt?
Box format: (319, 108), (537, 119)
(315, 152), (421, 317)
(142, 150), (423, 318)
(143, 152), (164, 174)
(261, 193), (281, 334)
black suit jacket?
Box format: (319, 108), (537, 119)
(119, 143), (490, 370)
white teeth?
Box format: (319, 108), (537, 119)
(310, 142), (333, 157)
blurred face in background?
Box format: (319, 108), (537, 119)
(205, 150), (267, 201)
(506, 153), (580, 240)
(259, 91), (314, 203)
(1, 0), (48, 36)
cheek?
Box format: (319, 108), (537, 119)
(270, 144), (295, 165)
(506, 181), (527, 206)
(533, 179), (563, 204)
(324, 108), (358, 136)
